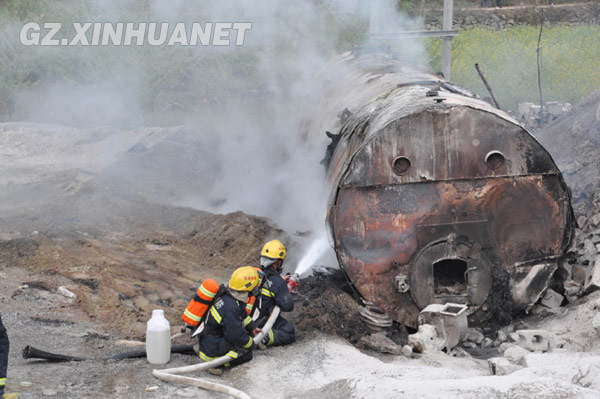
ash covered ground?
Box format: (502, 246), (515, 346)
(1, 109), (600, 398)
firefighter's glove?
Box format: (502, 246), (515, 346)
(256, 334), (269, 350)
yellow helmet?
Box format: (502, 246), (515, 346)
(229, 266), (260, 292)
(261, 239), (286, 260)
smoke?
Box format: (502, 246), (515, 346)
(0, 0), (427, 240)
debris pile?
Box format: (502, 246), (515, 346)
(290, 270), (371, 344)
(518, 101), (572, 130)
(0, 211), (284, 338)
(537, 88), (600, 219)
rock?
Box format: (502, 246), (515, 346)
(572, 364), (600, 390)
(540, 288), (564, 309)
(449, 347), (471, 358)
(462, 341), (477, 349)
(592, 314), (600, 334)
(500, 324), (515, 334)
(408, 324), (445, 353)
(42, 389), (58, 396)
(564, 280), (583, 300)
(590, 214), (600, 227)
(401, 345), (413, 357)
(465, 328), (484, 345)
(496, 330), (508, 343)
(511, 330), (554, 352)
(57, 286), (76, 299)
(571, 266), (587, 285)
(592, 235), (600, 245)
(582, 239), (596, 264)
(482, 337), (493, 348)
(504, 345), (529, 366)
(488, 357), (523, 376)
(584, 255), (600, 293)
(530, 304), (562, 317)
(359, 333), (403, 355)
(498, 342), (515, 354)
(145, 386), (159, 392)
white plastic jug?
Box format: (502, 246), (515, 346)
(146, 309), (171, 365)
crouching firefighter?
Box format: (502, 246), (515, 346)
(255, 239), (295, 347)
(195, 267), (262, 375)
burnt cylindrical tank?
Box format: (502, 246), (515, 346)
(314, 52), (574, 328)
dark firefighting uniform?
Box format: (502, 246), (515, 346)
(0, 314), (8, 395)
(197, 290), (257, 367)
(256, 266), (295, 346)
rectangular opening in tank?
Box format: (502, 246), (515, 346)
(433, 259), (467, 296)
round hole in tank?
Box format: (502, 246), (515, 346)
(485, 151), (505, 170)
(392, 156), (411, 175)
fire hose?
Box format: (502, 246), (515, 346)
(152, 306), (281, 399)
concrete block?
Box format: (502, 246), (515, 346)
(418, 303), (468, 350)
(512, 330), (554, 352)
(488, 357), (523, 376)
(584, 255), (600, 293)
(540, 288), (564, 309)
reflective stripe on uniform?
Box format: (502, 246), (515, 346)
(242, 316), (252, 327)
(198, 350), (239, 362)
(183, 309), (202, 322)
(242, 336), (253, 349)
(245, 303), (253, 311)
(261, 288), (274, 297)
(199, 285), (217, 299)
(209, 306), (222, 324)
(0, 377), (6, 386)
(267, 329), (275, 345)
(198, 351), (219, 362)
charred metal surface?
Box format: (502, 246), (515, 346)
(320, 53), (574, 328)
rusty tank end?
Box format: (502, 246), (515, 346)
(320, 53), (574, 328)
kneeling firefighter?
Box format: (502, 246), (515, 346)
(195, 267), (263, 374)
(255, 239), (295, 347)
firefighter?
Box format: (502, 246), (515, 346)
(255, 239), (295, 347)
(0, 315), (18, 399)
(196, 266), (262, 375)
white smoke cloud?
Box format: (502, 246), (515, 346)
(0, 0), (427, 239)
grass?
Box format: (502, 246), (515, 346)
(425, 25), (600, 111)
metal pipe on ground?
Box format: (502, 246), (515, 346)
(22, 344), (196, 362)
(152, 306), (281, 399)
